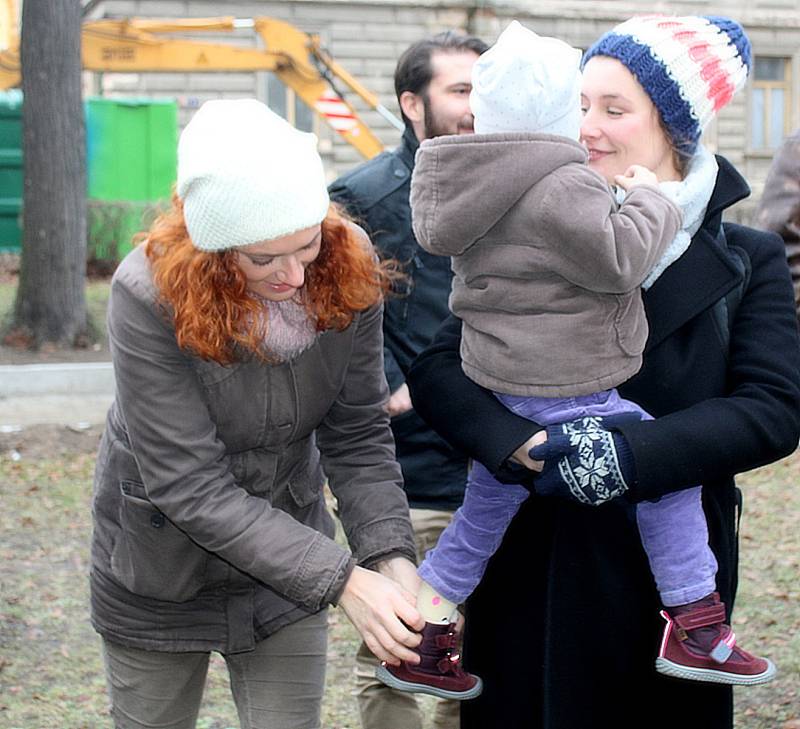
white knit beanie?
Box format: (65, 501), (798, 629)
(471, 20), (583, 139)
(177, 99), (330, 252)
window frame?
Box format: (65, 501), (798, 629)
(747, 54), (794, 157)
(260, 71), (320, 137)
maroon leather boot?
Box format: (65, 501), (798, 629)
(375, 621), (483, 700)
(655, 592), (776, 685)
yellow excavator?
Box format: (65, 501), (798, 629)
(0, 4), (402, 159)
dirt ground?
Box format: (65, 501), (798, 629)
(0, 422), (103, 460)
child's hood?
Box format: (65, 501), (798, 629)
(410, 132), (589, 256)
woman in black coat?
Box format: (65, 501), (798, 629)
(406, 15), (800, 729)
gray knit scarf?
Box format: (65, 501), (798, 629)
(253, 295), (318, 362)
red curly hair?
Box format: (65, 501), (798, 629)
(144, 195), (392, 364)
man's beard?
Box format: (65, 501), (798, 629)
(422, 95), (455, 139)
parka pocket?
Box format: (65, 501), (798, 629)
(110, 480), (208, 603)
(614, 291), (647, 357)
(287, 452), (324, 509)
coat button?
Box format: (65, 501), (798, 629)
(150, 513), (165, 528)
(394, 168), (405, 178)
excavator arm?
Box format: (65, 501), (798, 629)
(0, 13), (403, 158)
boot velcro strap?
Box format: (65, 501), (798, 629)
(710, 630), (736, 664)
(434, 632), (458, 650)
(672, 603), (726, 631)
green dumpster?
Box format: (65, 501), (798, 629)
(0, 89), (22, 252)
(86, 97), (178, 261)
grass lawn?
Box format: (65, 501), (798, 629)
(0, 439), (798, 728)
(0, 279), (112, 364)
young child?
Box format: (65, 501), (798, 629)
(376, 19), (775, 700)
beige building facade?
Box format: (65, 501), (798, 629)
(88, 0), (800, 222)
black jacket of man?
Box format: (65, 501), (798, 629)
(329, 128), (468, 511)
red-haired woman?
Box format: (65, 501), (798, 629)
(89, 99), (423, 729)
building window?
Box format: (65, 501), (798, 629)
(750, 56), (791, 151)
(266, 75), (316, 133)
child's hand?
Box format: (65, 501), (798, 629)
(615, 164), (658, 191)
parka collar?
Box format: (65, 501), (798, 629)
(642, 156), (750, 352)
(703, 155), (751, 229)
(398, 126), (420, 169)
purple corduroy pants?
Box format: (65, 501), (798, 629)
(417, 388), (718, 607)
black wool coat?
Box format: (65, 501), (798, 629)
(407, 157), (800, 729)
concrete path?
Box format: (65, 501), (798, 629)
(0, 362), (115, 426)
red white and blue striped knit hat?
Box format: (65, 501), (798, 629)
(583, 15), (751, 155)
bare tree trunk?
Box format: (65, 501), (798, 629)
(13, 0), (86, 347)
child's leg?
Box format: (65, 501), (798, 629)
(375, 463), (527, 701)
(417, 581), (458, 624)
(635, 487), (717, 606)
(637, 484), (775, 685)
(417, 461), (529, 611)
